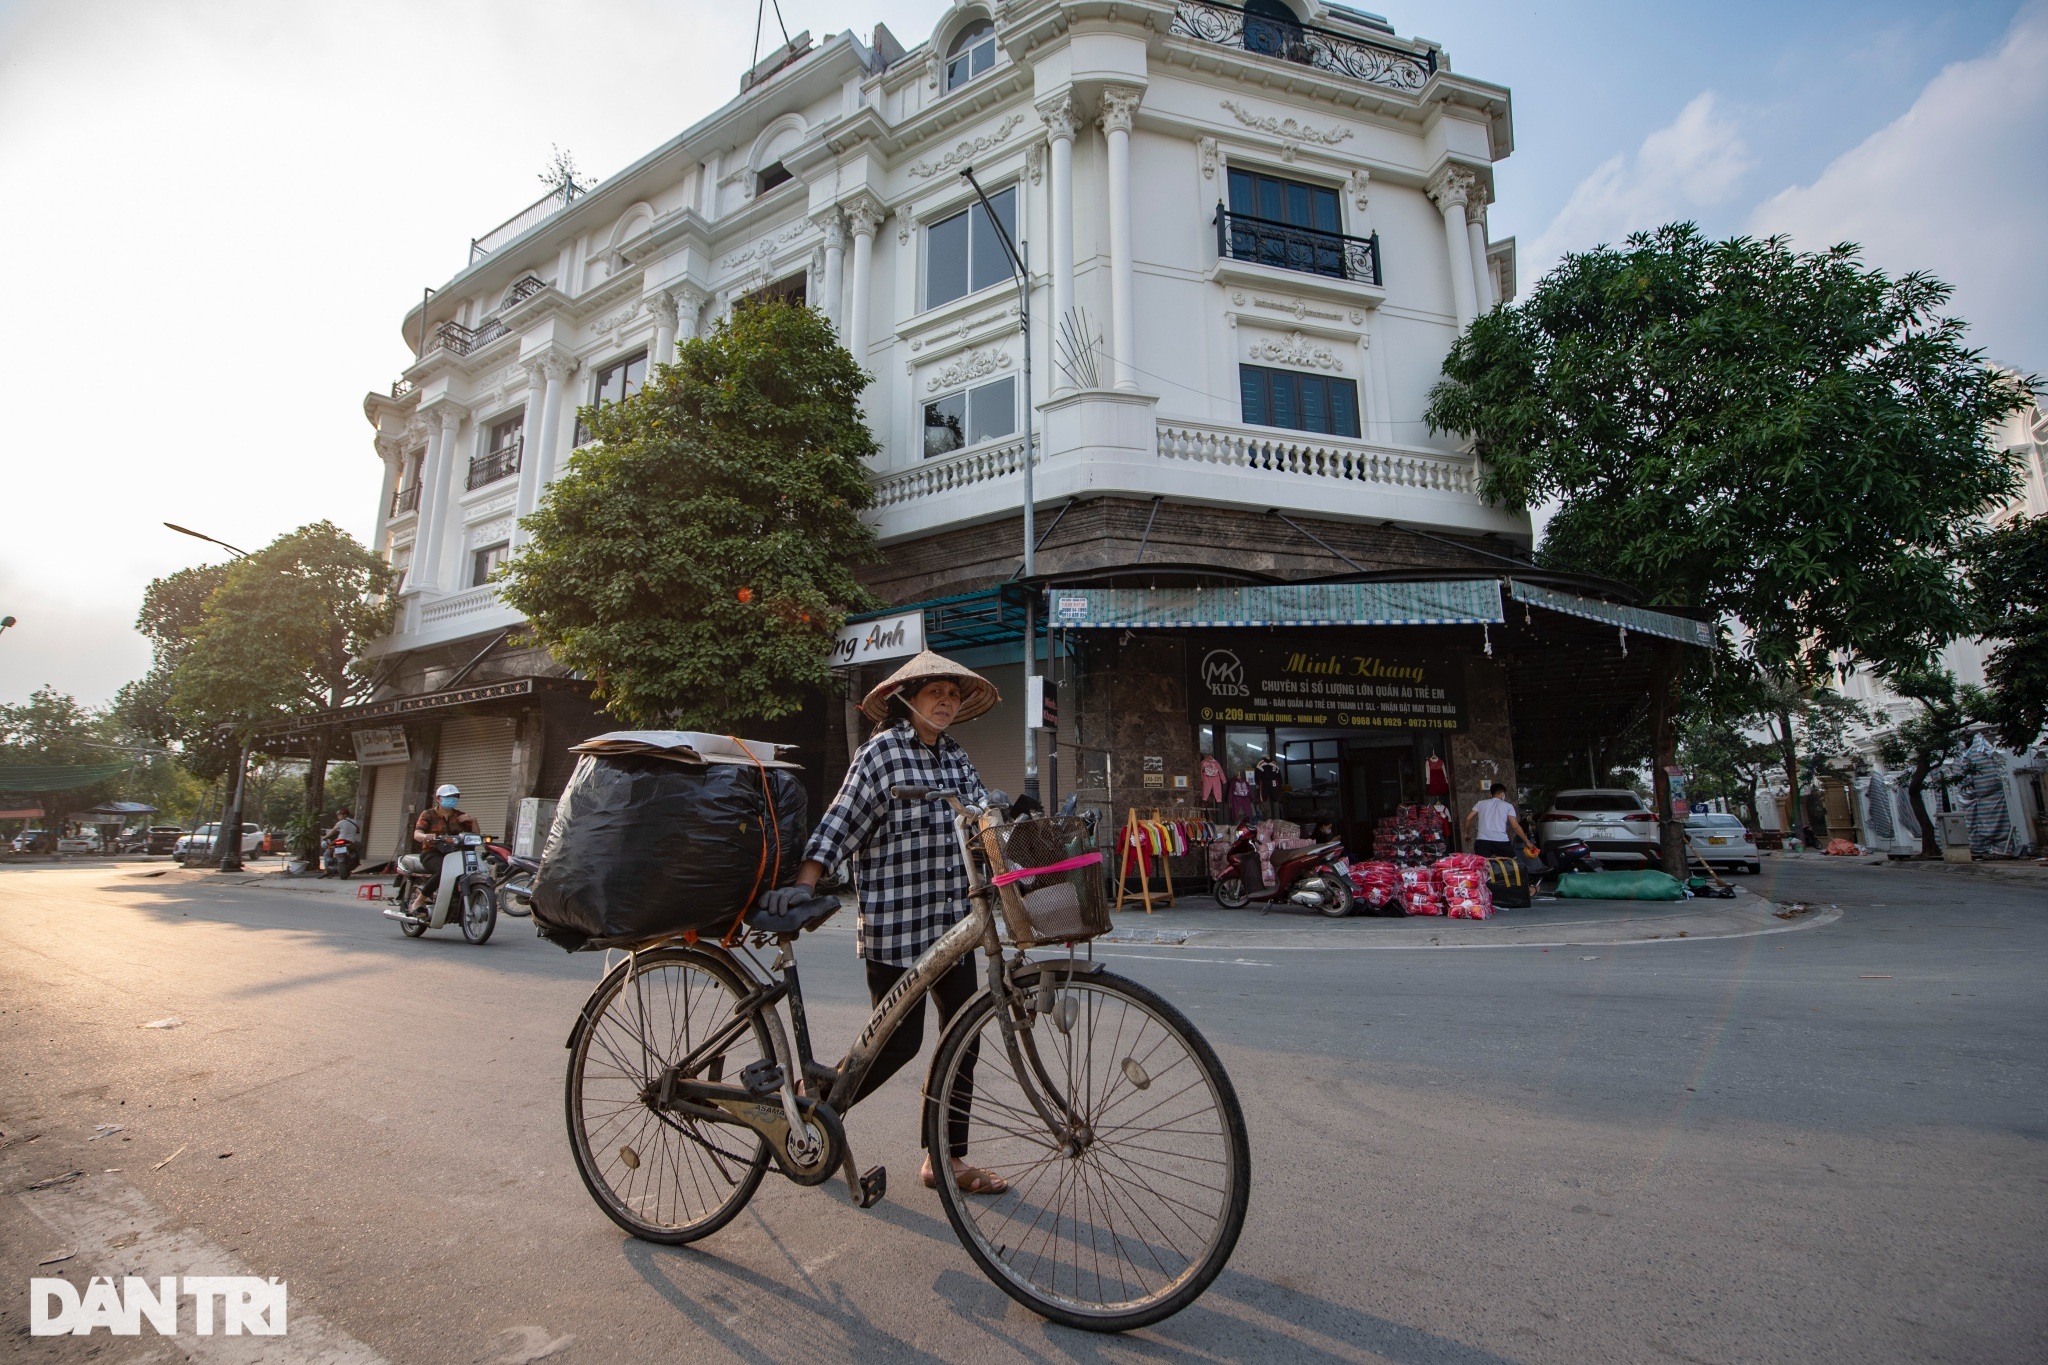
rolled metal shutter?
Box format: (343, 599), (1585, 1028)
(434, 714), (519, 839)
(363, 762), (410, 863)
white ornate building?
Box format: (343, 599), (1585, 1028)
(308, 0), (1671, 865)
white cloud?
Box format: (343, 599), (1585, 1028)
(1524, 91), (1753, 280)
(1750, 3), (2048, 375)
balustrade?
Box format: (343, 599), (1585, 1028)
(1169, 0), (1435, 92)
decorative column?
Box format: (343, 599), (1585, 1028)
(1098, 87), (1143, 391)
(647, 290), (679, 369)
(1427, 165), (1480, 332)
(674, 283), (709, 343)
(815, 210), (847, 334)
(844, 194), (885, 367)
(1464, 182), (1496, 314)
(511, 366), (548, 544)
(530, 354), (573, 496)
(1038, 95), (1081, 388)
(372, 436), (403, 555)
(412, 403), (468, 593)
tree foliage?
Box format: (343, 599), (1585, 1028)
(500, 301), (881, 728)
(1876, 667), (1978, 857)
(1966, 514), (2048, 749)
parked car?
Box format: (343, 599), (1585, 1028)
(56, 832), (102, 853)
(1536, 789), (1662, 868)
(11, 829), (52, 853)
(140, 825), (186, 854)
(174, 823), (263, 858)
(1684, 812), (1762, 874)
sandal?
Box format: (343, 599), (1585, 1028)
(920, 1161), (1009, 1195)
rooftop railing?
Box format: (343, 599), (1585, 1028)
(471, 186), (585, 263)
(1215, 207), (1382, 287)
(1169, 0), (1435, 92)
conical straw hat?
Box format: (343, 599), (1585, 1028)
(860, 650), (1001, 724)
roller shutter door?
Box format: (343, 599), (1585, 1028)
(363, 762), (410, 864)
(434, 714), (519, 839)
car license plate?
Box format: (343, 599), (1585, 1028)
(1708, 836), (1728, 846)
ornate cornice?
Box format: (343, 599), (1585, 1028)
(925, 345), (1014, 393)
(1245, 329), (1345, 372)
(1219, 99), (1352, 161)
(906, 113), (1029, 180)
(1098, 87), (1143, 136)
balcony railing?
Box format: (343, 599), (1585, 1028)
(1156, 420), (1475, 495)
(467, 439), (523, 490)
(471, 186), (585, 263)
(1170, 0), (1435, 92)
(390, 378), (415, 400)
(1216, 207), (1382, 286)
(390, 484), (422, 517)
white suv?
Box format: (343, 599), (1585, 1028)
(1537, 789), (1662, 868)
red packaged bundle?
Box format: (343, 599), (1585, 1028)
(1349, 860), (1402, 908)
(1441, 867), (1494, 919)
(1399, 865), (1444, 915)
(1437, 853), (1488, 874)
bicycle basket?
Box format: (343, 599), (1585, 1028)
(980, 816), (1110, 947)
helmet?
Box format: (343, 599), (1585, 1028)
(435, 784), (461, 799)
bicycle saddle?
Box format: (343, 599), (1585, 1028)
(745, 892), (842, 935)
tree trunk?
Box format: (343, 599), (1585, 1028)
(1908, 757), (1939, 859)
(1774, 706), (1801, 842)
(1650, 640), (1686, 878)
(305, 730), (329, 829)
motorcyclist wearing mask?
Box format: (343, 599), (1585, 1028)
(775, 650), (1008, 1198)
(413, 783), (480, 906)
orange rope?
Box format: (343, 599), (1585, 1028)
(721, 736), (781, 947)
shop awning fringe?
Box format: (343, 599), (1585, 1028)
(1047, 580), (1505, 629)
(1508, 581), (1713, 649)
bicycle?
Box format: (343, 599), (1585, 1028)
(562, 784), (1250, 1332)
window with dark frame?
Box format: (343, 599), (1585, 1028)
(922, 374), (1017, 458)
(1227, 167), (1342, 234)
(945, 20), (998, 91)
(574, 351), (648, 446)
(471, 541), (509, 587)
(487, 412), (523, 452)
(1239, 363), (1361, 438)
(755, 161), (793, 195)
(467, 411), (525, 489)
(924, 186), (1016, 310)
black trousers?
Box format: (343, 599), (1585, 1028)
(853, 956), (980, 1159)
(419, 849), (447, 899)
(1473, 838), (1517, 857)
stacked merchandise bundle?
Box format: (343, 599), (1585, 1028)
(1206, 818), (1296, 882)
(1371, 805), (1452, 867)
(1436, 853), (1494, 919)
(1348, 860), (1403, 910)
(1399, 865), (1445, 915)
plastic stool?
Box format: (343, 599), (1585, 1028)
(355, 883), (384, 900)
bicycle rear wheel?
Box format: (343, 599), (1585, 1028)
(925, 969), (1250, 1332)
(565, 946), (772, 1243)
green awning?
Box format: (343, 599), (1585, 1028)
(1048, 580), (1504, 628)
(0, 761), (133, 793)
(1509, 580), (1714, 648)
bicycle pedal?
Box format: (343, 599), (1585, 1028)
(858, 1165), (887, 1209)
(739, 1059), (785, 1097)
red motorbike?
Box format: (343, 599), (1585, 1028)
(1212, 825), (1354, 916)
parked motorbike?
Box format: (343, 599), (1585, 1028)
(384, 833), (497, 943)
(484, 841), (537, 918)
(324, 836), (360, 880)
(1212, 824), (1354, 916)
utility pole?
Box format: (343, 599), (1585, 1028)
(960, 166), (1040, 803)
(164, 523), (253, 872)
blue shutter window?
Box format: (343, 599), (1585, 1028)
(1239, 366), (1267, 426)
(1240, 364), (1363, 438)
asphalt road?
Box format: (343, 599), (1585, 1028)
(2, 856), (2043, 1363)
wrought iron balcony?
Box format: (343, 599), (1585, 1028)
(500, 273), (547, 309)
(1215, 207), (1382, 287)
(391, 484), (422, 517)
(390, 378), (415, 400)
(467, 439), (523, 490)
(1170, 0), (1435, 92)
(433, 316), (513, 358)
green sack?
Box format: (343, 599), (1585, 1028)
(1555, 870), (1686, 901)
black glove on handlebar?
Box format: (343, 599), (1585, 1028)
(756, 886), (814, 917)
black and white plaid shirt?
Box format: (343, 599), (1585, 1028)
(803, 721), (990, 965)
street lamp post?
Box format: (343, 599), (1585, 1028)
(960, 167), (1040, 803)
(165, 523), (253, 872)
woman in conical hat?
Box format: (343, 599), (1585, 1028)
(779, 650), (1008, 1195)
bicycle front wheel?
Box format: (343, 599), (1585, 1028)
(926, 969), (1250, 1332)
(566, 946), (772, 1244)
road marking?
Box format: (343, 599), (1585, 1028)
(1092, 906), (1844, 952)
(1094, 952), (1276, 966)
(20, 1174), (387, 1362)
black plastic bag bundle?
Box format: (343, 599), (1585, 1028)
(531, 753), (807, 952)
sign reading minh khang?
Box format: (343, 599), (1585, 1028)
(1188, 640), (1466, 731)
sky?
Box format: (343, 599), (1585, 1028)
(0, 0), (2040, 708)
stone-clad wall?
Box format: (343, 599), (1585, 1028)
(1447, 655), (1517, 832)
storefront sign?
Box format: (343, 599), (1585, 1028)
(353, 727), (410, 765)
(1188, 640), (1466, 731)
(831, 612), (925, 668)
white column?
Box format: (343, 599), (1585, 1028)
(1038, 95), (1080, 389)
(511, 366), (548, 544)
(1428, 165), (1479, 332)
(372, 436), (402, 555)
(1465, 183), (1495, 314)
(1098, 87), (1142, 391)
(647, 290), (679, 369)
(844, 195), (884, 367)
(815, 211), (847, 334)
(412, 405), (466, 593)
(675, 284), (709, 343)
(531, 355), (572, 493)
(1362, 314), (1394, 443)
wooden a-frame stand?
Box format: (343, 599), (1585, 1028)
(1114, 808), (1176, 914)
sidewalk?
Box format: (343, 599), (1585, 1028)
(1762, 848), (2048, 884)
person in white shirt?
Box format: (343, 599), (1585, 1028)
(1463, 782), (1529, 857)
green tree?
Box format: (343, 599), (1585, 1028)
(169, 523), (394, 817)
(1876, 667), (1977, 857)
(0, 688), (127, 847)
(120, 562), (235, 778)
(500, 301), (880, 728)
(1427, 224), (2035, 872)
(1967, 515), (2048, 749)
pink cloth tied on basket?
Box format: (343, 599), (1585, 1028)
(991, 851), (1104, 886)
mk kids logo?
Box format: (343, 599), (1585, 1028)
(30, 1276), (287, 1337)
(1200, 650), (1249, 698)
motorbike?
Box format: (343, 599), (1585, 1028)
(483, 841), (537, 918)
(383, 833), (498, 943)
(1211, 824), (1354, 916)
(324, 836), (360, 880)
